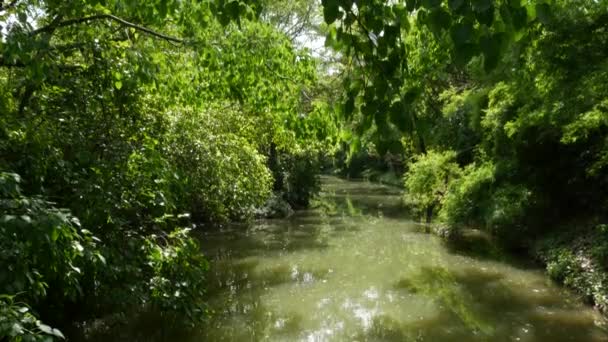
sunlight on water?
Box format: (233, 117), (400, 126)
(195, 176), (608, 341)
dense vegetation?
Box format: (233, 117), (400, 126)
(1, 0), (607, 340)
(0, 0), (337, 339)
(323, 0), (608, 314)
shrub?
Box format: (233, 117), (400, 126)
(143, 228), (209, 324)
(485, 184), (532, 242)
(0, 172), (103, 339)
(546, 248), (579, 283)
(403, 150), (462, 222)
(440, 162), (496, 227)
(590, 224), (608, 269)
(168, 109), (273, 222)
(0, 172), (101, 308)
(277, 148), (321, 209)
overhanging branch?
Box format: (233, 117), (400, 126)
(30, 13), (185, 44)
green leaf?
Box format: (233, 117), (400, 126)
(357, 114), (374, 134)
(406, 0), (419, 11)
(361, 100), (378, 117)
(511, 6), (528, 30)
(403, 87), (421, 104)
(508, 0), (521, 7)
(499, 3), (512, 26)
(37, 323), (64, 338)
(525, 4), (537, 21)
(475, 4), (494, 26)
(51, 228), (60, 242)
(349, 136), (362, 155)
(322, 0), (340, 24)
(480, 33), (503, 72)
(453, 42), (479, 66)
(96, 252), (107, 265)
(535, 3), (552, 25)
(389, 101), (412, 133)
(114, 81), (123, 90)
(394, 4), (409, 26)
(225, 1), (241, 20)
(52, 328), (65, 339)
(17, 12), (27, 23)
(11, 323), (24, 336)
(158, 0), (168, 18)
(428, 8), (452, 35)
(421, 0), (442, 9)
(450, 21), (474, 46)
(374, 109), (389, 132)
(448, 0), (465, 11)
(343, 95), (356, 120)
(471, 0), (492, 12)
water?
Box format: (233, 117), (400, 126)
(193, 176), (607, 341)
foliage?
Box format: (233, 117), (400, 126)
(268, 145), (321, 210)
(536, 223), (608, 313)
(0, 0), (329, 338)
(545, 248), (580, 285)
(143, 228), (209, 324)
(319, 0), (608, 233)
(0, 173), (100, 311)
(440, 162), (495, 227)
(403, 150), (461, 221)
(0, 295), (64, 342)
(590, 224), (608, 268)
(317, 0), (608, 312)
(484, 183), (532, 240)
(167, 107), (273, 222)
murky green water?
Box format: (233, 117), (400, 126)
(194, 176), (607, 341)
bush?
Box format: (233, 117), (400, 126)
(281, 149), (321, 209)
(438, 161), (533, 244)
(0, 170), (214, 338)
(168, 108), (273, 222)
(143, 228), (209, 324)
(0, 172), (103, 339)
(0, 172), (101, 309)
(403, 150), (462, 222)
(590, 224), (608, 268)
(485, 184), (532, 242)
(269, 146), (321, 210)
(546, 248), (579, 283)
(440, 162), (496, 227)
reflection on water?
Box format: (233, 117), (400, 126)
(192, 176), (606, 341)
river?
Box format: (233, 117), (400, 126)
(191, 176), (607, 341)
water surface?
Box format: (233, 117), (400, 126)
(195, 176), (607, 341)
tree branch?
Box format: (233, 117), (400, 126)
(30, 14), (185, 44)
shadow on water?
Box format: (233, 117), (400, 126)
(84, 176), (608, 341)
(387, 264), (608, 342)
(441, 228), (540, 270)
(199, 218), (336, 259)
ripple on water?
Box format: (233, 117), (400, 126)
(194, 177), (608, 342)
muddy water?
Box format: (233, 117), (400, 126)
(194, 176), (607, 341)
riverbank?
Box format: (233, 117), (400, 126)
(426, 218), (608, 317)
(533, 221), (608, 315)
